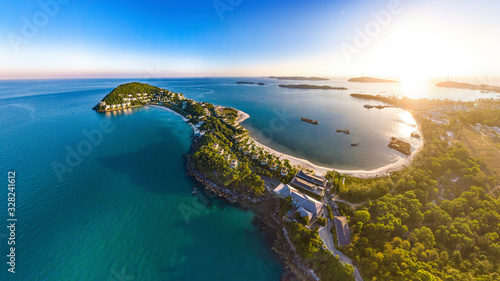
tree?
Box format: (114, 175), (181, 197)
(353, 210), (370, 224)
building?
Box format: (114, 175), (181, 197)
(273, 184), (323, 217)
(230, 159), (239, 168)
(297, 206), (314, 221)
(261, 158), (268, 165)
(213, 143), (219, 150)
(98, 101), (106, 106)
(224, 153), (231, 161)
(281, 167), (289, 176)
(217, 149), (225, 156)
(290, 170), (326, 196)
(334, 216), (352, 246)
(270, 163), (278, 170)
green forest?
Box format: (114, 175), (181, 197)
(335, 119), (500, 280)
(100, 82), (175, 105)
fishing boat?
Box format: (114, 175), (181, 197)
(301, 117), (319, 125)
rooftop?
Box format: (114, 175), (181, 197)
(296, 170), (327, 187)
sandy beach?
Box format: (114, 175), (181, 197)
(153, 104), (424, 179)
(235, 109), (424, 179)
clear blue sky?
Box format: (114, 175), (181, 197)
(1, 0), (499, 79)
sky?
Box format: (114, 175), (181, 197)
(1, 0), (499, 80)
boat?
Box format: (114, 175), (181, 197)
(411, 132), (421, 138)
(351, 142), (360, 147)
(336, 129), (350, 134)
(192, 188), (197, 195)
(364, 104), (374, 108)
(301, 117), (319, 125)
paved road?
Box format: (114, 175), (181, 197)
(318, 223), (363, 281)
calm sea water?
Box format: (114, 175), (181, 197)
(0, 78), (496, 280)
(0, 80), (282, 281)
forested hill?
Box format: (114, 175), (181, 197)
(101, 82), (167, 104)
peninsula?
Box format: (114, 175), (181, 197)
(348, 76), (397, 83)
(94, 82), (357, 281)
(436, 80), (500, 93)
(269, 76), (329, 81)
(279, 84), (347, 90)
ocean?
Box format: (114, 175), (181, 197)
(0, 77), (496, 280)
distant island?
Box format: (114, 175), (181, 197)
(236, 81), (266, 85)
(279, 84), (347, 90)
(436, 80), (500, 93)
(269, 76), (329, 81)
(348, 77), (397, 83)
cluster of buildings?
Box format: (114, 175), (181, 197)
(475, 123), (500, 137)
(98, 101), (131, 110)
(213, 143), (238, 168)
(273, 182), (324, 221)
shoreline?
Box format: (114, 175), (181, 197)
(236, 109), (424, 179)
(152, 103), (424, 179)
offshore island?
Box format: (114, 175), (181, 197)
(94, 82), (500, 281)
(348, 76), (398, 83)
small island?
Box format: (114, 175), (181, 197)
(269, 76), (329, 81)
(279, 84), (347, 90)
(236, 81), (266, 85)
(436, 80), (500, 93)
(348, 76), (397, 83)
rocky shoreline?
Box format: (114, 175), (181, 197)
(185, 145), (318, 281)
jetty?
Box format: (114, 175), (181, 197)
(388, 137), (411, 155)
(364, 104), (394, 109)
(301, 117), (319, 125)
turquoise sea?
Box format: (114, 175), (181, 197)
(0, 78), (497, 280)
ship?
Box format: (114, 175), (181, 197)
(411, 132), (421, 138)
(388, 137), (411, 155)
(364, 104), (374, 108)
(336, 129), (350, 134)
(301, 117), (319, 125)
(351, 142), (360, 147)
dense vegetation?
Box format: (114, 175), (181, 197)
(459, 108), (500, 127)
(287, 221), (355, 281)
(336, 119), (500, 280)
(191, 116), (266, 195)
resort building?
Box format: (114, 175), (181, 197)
(334, 216), (352, 246)
(217, 149), (225, 156)
(224, 153), (231, 161)
(98, 101), (106, 106)
(261, 158), (268, 165)
(230, 159), (239, 168)
(290, 170), (327, 196)
(213, 143), (219, 150)
(273, 184), (323, 217)
(281, 167), (289, 176)
(297, 206), (314, 221)
(251, 154), (259, 160)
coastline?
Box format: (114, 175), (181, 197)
(152, 103), (424, 179)
(236, 109), (424, 179)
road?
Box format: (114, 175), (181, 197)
(318, 222), (363, 281)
